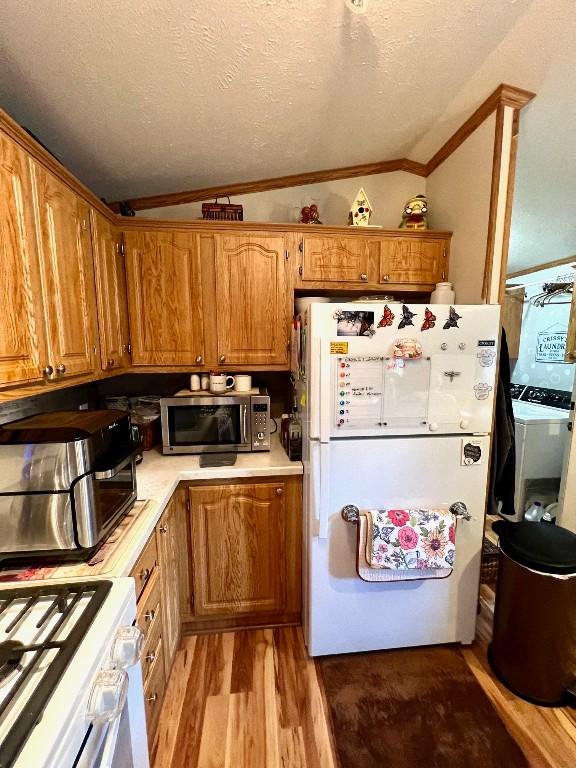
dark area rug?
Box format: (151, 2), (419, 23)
(318, 644), (529, 768)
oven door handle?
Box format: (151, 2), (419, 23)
(94, 453), (133, 481)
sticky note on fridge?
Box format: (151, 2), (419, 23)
(300, 392), (307, 407)
(330, 341), (349, 354)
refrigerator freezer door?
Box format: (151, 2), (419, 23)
(305, 435), (490, 656)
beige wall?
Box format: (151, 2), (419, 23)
(136, 171), (425, 229)
(425, 114), (496, 304)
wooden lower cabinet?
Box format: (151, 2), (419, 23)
(185, 476), (302, 632)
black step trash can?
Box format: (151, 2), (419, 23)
(490, 519), (576, 705)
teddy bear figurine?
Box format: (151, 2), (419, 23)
(399, 194), (429, 229)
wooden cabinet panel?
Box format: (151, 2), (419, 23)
(502, 286), (525, 359)
(214, 234), (289, 365)
(381, 238), (447, 285)
(32, 164), (98, 378)
(301, 235), (372, 283)
(91, 211), (131, 371)
(143, 636), (166, 747)
(124, 230), (205, 365)
(156, 490), (189, 678)
(0, 134), (48, 385)
(189, 482), (288, 616)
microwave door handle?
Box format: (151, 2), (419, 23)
(94, 453), (133, 481)
(241, 404), (248, 445)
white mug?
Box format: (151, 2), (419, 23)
(210, 373), (235, 393)
(234, 374), (252, 392)
(190, 374), (201, 391)
(200, 374), (210, 390)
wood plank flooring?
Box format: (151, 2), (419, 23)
(152, 589), (576, 768)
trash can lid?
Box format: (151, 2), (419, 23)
(492, 520), (576, 575)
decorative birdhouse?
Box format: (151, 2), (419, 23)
(349, 187), (372, 226)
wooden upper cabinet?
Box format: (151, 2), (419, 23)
(380, 237), (447, 285)
(91, 211), (131, 371)
(31, 164), (98, 378)
(189, 482), (287, 616)
(124, 230), (205, 366)
(301, 235), (372, 283)
(214, 233), (289, 366)
(0, 134), (48, 385)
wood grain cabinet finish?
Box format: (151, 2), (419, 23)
(91, 211), (131, 371)
(124, 230), (205, 365)
(301, 235), (372, 283)
(0, 133), (48, 385)
(214, 234), (289, 365)
(380, 237), (447, 285)
(502, 286), (525, 359)
(187, 478), (301, 627)
(31, 164), (99, 378)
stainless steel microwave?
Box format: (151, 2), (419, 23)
(160, 389), (271, 454)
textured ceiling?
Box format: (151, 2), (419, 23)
(0, 0), (533, 201)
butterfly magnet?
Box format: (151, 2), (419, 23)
(421, 307), (436, 331)
(398, 305), (416, 329)
(378, 305), (395, 328)
(443, 306), (462, 330)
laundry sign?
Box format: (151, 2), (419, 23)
(535, 331), (567, 362)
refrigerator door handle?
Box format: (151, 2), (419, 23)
(319, 442), (331, 538)
(318, 340), (331, 443)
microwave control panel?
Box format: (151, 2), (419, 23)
(250, 397), (271, 451)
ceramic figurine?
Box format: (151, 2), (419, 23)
(349, 187), (372, 226)
(300, 203), (322, 224)
(399, 194), (429, 229)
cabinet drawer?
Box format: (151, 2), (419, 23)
(136, 568), (162, 646)
(130, 534), (158, 601)
(141, 607), (163, 685)
(301, 236), (372, 283)
(144, 636), (165, 745)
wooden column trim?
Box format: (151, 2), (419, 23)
(482, 104), (507, 302)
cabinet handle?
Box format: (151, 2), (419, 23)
(276, 487), (284, 496)
(107, 359), (115, 369)
(158, 524), (168, 534)
(123, 343), (132, 354)
(56, 363), (66, 374)
(139, 567), (150, 583)
(360, 273), (368, 281)
(195, 355), (203, 364)
(219, 355), (226, 363)
(42, 365), (54, 377)
(145, 608), (156, 622)
(146, 693), (158, 704)
(145, 651), (156, 664)
(382, 274), (390, 282)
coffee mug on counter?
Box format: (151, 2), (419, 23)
(190, 374), (201, 391)
(234, 374), (252, 392)
(210, 373), (235, 393)
(200, 374), (210, 390)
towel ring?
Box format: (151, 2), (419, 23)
(341, 502), (469, 524)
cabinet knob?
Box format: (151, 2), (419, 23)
(139, 567), (150, 582)
(276, 487), (284, 496)
(145, 651), (156, 664)
(195, 355), (203, 364)
(219, 355), (226, 364)
(122, 343), (132, 355)
(145, 608), (156, 622)
(158, 524), (168, 534)
(382, 274), (390, 282)
(360, 273), (368, 281)
(146, 693), (158, 704)
(107, 359), (115, 369)
(42, 365), (54, 377)
(56, 363), (66, 374)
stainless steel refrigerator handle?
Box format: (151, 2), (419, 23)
(94, 454), (133, 480)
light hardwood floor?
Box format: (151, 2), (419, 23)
(152, 588), (576, 768)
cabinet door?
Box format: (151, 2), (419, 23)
(0, 134), (48, 384)
(215, 234), (288, 365)
(32, 165), (98, 378)
(124, 230), (205, 366)
(156, 489), (190, 678)
(189, 482), (287, 616)
(381, 238), (447, 285)
(91, 211), (131, 371)
(301, 235), (371, 283)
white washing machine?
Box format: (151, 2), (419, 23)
(508, 385), (571, 521)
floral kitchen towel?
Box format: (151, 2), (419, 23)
(365, 509), (456, 570)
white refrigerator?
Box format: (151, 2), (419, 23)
(301, 301), (500, 656)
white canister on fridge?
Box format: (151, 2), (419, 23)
(430, 282), (455, 304)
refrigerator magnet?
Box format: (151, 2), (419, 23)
(421, 307), (436, 331)
(398, 304), (416, 329)
(473, 382), (493, 400)
(477, 349), (496, 367)
(334, 310), (376, 337)
(378, 305), (395, 327)
(443, 306), (462, 329)
(392, 338), (423, 359)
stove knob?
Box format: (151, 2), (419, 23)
(110, 625), (143, 669)
(429, 422), (439, 432)
(460, 419), (469, 430)
(87, 669), (128, 724)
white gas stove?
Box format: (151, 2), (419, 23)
(0, 578), (149, 768)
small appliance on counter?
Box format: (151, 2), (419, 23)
(0, 410), (139, 566)
(160, 387), (271, 454)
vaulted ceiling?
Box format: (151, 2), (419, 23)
(0, 0), (574, 271)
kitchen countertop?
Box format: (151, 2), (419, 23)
(0, 435), (302, 584)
